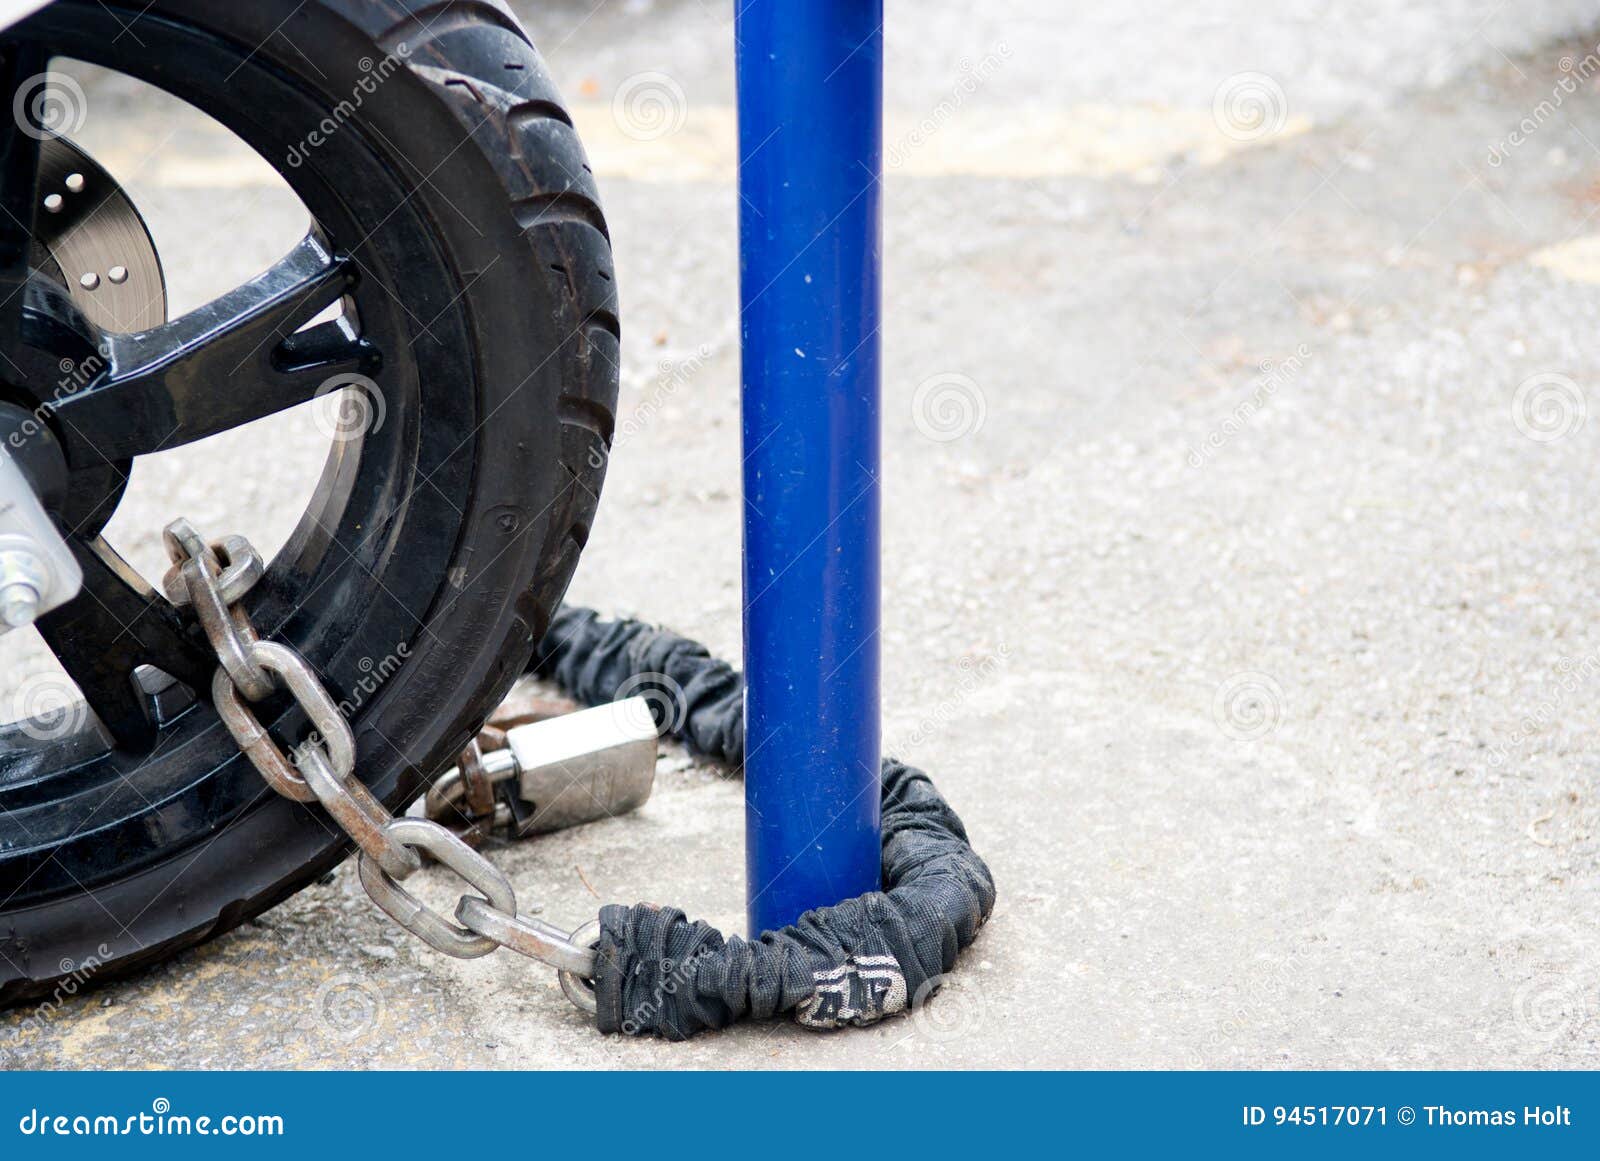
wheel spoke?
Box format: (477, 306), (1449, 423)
(48, 233), (377, 464)
(34, 537), (213, 749)
(0, 39), (49, 339)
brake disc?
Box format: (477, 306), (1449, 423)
(31, 136), (166, 333)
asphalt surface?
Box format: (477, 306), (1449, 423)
(7, 0), (1600, 1067)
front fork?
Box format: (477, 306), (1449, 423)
(0, 410), (80, 635)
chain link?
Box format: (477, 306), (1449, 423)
(167, 527), (273, 699)
(163, 520), (601, 1003)
(358, 817), (516, 959)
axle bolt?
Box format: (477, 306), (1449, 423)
(0, 580), (39, 628)
(0, 551), (49, 630)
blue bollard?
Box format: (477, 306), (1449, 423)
(737, 0), (885, 934)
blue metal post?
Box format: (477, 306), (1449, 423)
(737, 1), (884, 934)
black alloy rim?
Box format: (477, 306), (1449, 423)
(0, 3), (483, 906)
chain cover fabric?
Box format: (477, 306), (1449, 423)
(532, 607), (997, 1040)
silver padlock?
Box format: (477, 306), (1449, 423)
(500, 697), (658, 833)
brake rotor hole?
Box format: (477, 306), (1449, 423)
(108, 265), (128, 284)
(42, 193), (63, 213)
(78, 272), (99, 290)
(64, 172), (85, 193)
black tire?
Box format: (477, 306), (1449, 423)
(0, 0), (617, 1005)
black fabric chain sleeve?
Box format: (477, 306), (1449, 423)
(530, 606), (997, 1040)
(532, 606), (745, 764)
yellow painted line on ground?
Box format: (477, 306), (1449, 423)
(571, 102), (1311, 183)
(1529, 234), (1600, 283)
(89, 104), (1310, 189)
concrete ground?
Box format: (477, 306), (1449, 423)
(7, 0), (1600, 1067)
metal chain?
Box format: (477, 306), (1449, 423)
(162, 520), (599, 1013)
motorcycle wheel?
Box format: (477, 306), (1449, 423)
(0, 0), (617, 1006)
